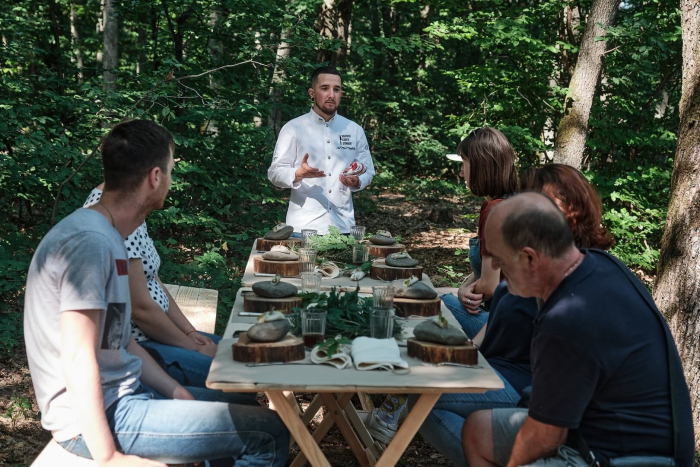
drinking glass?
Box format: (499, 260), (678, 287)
(298, 248), (317, 273)
(301, 229), (317, 248)
(351, 225), (366, 242)
(352, 243), (369, 264)
(301, 309), (327, 350)
(372, 285), (395, 309)
(301, 272), (322, 294)
(370, 307), (395, 339)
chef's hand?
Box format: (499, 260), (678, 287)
(339, 174), (360, 188)
(294, 154), (326, 182)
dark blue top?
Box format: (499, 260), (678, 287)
(529, 249), (693, 465)
(480, 281), (537, 394)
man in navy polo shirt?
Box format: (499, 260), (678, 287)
(461, 193), (693, 467)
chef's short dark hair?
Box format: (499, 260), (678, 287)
(311, 67), (342, 88)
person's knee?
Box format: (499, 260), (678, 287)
(462, 410), (492, 459)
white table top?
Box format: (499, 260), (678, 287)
(206, 287), (504, 394)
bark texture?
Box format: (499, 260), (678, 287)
(268, 29), (291, 137)
(553, 0), (618, 168)
(70, 3), (84, 83)
(102, 0), (118, 90)
(317, 0), (354, 68)
(653, 0), (700, 448)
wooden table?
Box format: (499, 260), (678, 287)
(207, 287), (503, 466)
(241, 243), (435, 293)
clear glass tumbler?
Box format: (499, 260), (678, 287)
(298, 248), (317, 273)
(301, 229), (318, 247)
(352, 243), (369, 264)
(370, 307), (395, 339)
(351, 225), (366, 241)
(301, 309), (327, 350)
(372, 285), (395, 309)
(301, 272), (322, 294)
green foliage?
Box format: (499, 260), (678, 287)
(306, 227), (357, 264)
(2, 396), (39, 428)
(289, 287), (404, 340)
(0, 0), (682, 354)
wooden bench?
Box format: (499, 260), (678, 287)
(31, 285), (218, 466)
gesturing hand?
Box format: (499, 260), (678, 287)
(294, 154), (326, 182)
(458, 280), (484, 314)
(339, 174), (360, 188)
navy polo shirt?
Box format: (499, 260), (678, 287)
(480, 281), (537, 394)
(528, 249), (693, 464)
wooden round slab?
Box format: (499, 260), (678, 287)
(256, 238), (301, 251)
(393, 297), (441, 317)
(407, 339), (478, 365)
(243, 291), (302, 314)
(232, 332), (305, 363)
(368, 244), (405, 258)
(370, 263), (423, 281)
(254, 257), (299, 277)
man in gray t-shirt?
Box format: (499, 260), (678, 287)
(25, 208), (141, 441)
(24, 119), (289, 466)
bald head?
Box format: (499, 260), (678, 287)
(487, 192), (575, 259)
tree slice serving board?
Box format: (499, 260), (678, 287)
(393, 297), (441, 317)
(256, 238), (302, 251)
(407, 339), (478, 365)
(253, 257), (300, 277)
(368, 243), (406, 258)
(242, 291), (302, 314)
(232, 332), (305, 363)
(370, 263), (423, 281)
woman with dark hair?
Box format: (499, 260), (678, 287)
(413, 164), (613, 467)
(442, 127), (519, 337)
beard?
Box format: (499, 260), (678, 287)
(316, 100), (338, 115)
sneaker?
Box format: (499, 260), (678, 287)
(365, 407), (399, 445)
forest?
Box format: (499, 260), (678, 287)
(1, 0), (699, 462)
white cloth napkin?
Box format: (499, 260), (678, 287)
(351, 337), (409, 372)
(310, 344), (353, 369)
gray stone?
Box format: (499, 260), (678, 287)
(385, 256), (419, 268)
(413, 321), (467, 345)
(369, 235), (396, 245)
(262, 250), (299, 261)
(252, 281), (298, 298)
(394, 281), (437, 299)
(264, 225), (294, 240)
(247, 319), (290, 343)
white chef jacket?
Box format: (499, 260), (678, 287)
(268, 109), (375, 234)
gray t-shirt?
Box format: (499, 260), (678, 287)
(24, 208), (142, 441)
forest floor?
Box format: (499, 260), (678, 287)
(0, 186), (482, 466)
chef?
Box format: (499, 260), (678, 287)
(267, 66), (375, 234)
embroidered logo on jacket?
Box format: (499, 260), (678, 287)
(337, 135), (355, 150)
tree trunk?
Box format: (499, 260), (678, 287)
(136, 17), (147, 75)
(47, 0), (63, 88)
(268, 29), (291, 137)
(553, 0), (618, 168)
(334, 0), (353, 68)
(70, 3), (84, 83)
(653, 0), (700, 449)
(317, 0), (335, 65)
(102, 0), (118, 90)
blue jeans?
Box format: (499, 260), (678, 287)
(441, 293), (489, 339)
(58, 384), (289, 466)
(140, 331), (220, 388)
(469, 237), (482, 279)
(408, 370), (521, 467)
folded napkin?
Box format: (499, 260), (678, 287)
(351, 337), (409, 373)
(310, 344), (353, 369)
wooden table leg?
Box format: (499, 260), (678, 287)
(289, 394), (325, 450)
(342, 399), (381, 460)
(320, 394), (372, 467)
(357, 392), (375, 411)
(374, 393), (441, 467)
(266, 391), (331, 467)
(289, 392), (355, 467)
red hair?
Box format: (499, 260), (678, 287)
(520, 164), (614, 250)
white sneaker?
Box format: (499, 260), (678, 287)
(365, 408), (399, 445)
